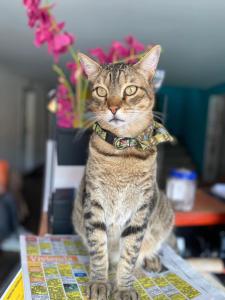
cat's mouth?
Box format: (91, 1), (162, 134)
(109, 117), (125, 124)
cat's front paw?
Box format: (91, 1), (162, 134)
(143, 255), (162, 273)
(87, 281), (111, 300)
(113, 288), (140, 300)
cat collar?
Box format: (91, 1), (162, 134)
(93, 121), (174, 151)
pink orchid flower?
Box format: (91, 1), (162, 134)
(26, 9), (39, 27)
(89, 48), (107, 64)
(48, 32), (75, 62)
(24, 0), (75, 62)
(23, 0), (43, 28)
(57, 115), (74, 128)
(56, 95), (74, 128)
(112, 41), (129, 57)
(23, 0), (40, 9)
(26, 7), (42, 27)
(57, 84), (69, 98)
(24, 0), (54, 28)
(125, 35), (145, 53)
(34, 20), (65, 47)
(34, 23), (53, 46)
(66, 61), (78, 84)
(57, 99), (73, 114)
(107, 41), (129, 62)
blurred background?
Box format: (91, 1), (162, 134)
(1, 0), (225, 295)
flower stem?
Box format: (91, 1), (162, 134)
(80, 79), (89, 125)
(52, 64), (75, 110)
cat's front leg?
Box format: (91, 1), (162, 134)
(114, 200), (151, 300)
(84, 191), (110, 299)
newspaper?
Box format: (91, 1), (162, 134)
(0, 270), (24, 300)
(20, 235), (225, 300)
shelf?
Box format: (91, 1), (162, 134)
(175, 189), (225, 227)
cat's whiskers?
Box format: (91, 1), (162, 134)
(153, 111), (164, 122)
(153, 115), (163, 122)
(153, 111), (163, 115)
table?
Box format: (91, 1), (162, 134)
(175, 189), (225, 227)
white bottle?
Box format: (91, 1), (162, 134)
(166, 168), (197, 211)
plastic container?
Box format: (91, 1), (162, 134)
(166, 168), (197, 211)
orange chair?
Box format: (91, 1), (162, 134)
(0, 160), (9, 192)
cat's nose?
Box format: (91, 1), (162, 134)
(109, 106), (119, 115)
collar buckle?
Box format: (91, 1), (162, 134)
(113, 137), (130, 150)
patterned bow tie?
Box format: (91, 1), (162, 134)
(93, 121), (174, 151)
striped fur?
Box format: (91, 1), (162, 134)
(73, 48), (174, 300)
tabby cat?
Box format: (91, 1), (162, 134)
(72, 45), (174, 300)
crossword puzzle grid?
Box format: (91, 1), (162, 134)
(22, 236), (202, 300)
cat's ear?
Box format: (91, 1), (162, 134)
(134, 45), (161, 80)
(78, 53), (101, 82)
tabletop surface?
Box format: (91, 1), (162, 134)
(175, 189), (225, 227)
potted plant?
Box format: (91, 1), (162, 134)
(23, 0), (165, 165)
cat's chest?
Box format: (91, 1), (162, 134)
(104, 187), (137, 228)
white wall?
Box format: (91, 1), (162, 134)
(0, 64), (48, 172)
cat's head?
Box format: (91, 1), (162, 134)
(78, 45), (161, 136)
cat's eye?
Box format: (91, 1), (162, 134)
(96, 87), (107, 97)
(124, 85), (138, 96)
